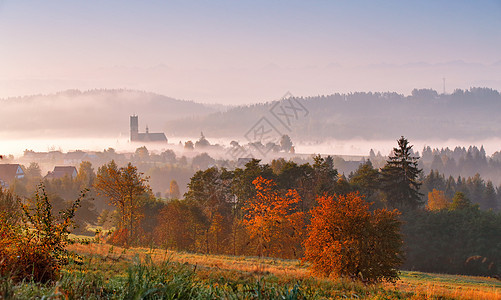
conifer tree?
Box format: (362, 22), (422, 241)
(449, 191), (472, 210)
(380, 136), (423, 209)
(350, 160), (379, 200)
(484, 181), (497, 210)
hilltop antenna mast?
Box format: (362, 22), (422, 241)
(442, 77), (446, 95)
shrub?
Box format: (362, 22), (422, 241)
(303, 192), (403, 283)
(0, 187), (21, 225)
(0, 185), (84, 283)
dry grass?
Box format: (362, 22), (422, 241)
(385, 272), (501, 300)
(69, 242), (310, 278)
(69, 242), (501, 300)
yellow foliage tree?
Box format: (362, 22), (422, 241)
(427, 189), (451, 210)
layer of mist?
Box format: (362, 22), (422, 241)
(0, 89), (219, 139)
(164, 88), (501, 141)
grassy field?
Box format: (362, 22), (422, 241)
(2, 241), (500, 299)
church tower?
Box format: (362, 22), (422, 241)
(130, 115), (139, 141)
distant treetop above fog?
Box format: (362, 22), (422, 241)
(1, 87), (500, 141)
(165, 87), (501, 140)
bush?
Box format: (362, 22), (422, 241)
(303, 192), (403, 283)
(0, 185), (84, 283)
(0, 188), (21, 225)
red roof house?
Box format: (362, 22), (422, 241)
(45, 166), (78, 180)
(0, 164), (25, 188)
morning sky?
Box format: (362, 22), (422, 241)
(1, 0), (500, 104)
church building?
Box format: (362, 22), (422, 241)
(130, 115), (167, 143)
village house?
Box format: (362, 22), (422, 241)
(45, 166), (78, 180)
(0, 164), (25, 188)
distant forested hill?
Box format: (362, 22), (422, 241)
(165, 87), (501, 141)
(0, 89), (218, 138)
(2, 87), (500, 141)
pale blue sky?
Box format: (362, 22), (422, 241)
(1, 0), (500, 103)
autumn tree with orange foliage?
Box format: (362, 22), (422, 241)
(243, 176), (305, 259)
(304, 192), (403, 283)
(427, 189), (451, 210)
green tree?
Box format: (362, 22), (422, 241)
(484, 180), (498, 210)
(232, 159), (275, 210)
(312, 155), (338, 196)
(274, 159), (315, 211)
(280, 134), (293, 152)
(401, 207), (500, 276)
(421, 170), (446, 197)
(134, 146), (150, 161)
(184, 167), (234, 254)
(161, 149), (176, 163)
(450, 192), (473, 210)
(192, 153), (215, 170)
(74, 161), (99, 231)
(349, 160), (380, 204)
(76, 161), (95, 188)
(25, 162), (42, 180)
(380, 137), (423, 209)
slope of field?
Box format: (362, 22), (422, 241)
(5, 241), (499, 299)
(57, 242), (500, 300)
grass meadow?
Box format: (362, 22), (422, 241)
(2, 240), (499, 299)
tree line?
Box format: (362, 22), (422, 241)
(419, 145), (501, 190)
(94, 136), (500, 278)
(164, 87), (501, 140)
(3, 136), (500, 279)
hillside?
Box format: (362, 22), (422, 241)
(8, 242), (499, 299)
(164, 88), (501, 141)
(0, 89), (219, 139)
(3, 87), (500, 143)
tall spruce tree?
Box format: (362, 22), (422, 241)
(381, 136), (423, 209)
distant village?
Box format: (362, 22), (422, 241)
(0, 115), (168, 188)
(0, 152), (85, 188)
(0, 115), (366, 193)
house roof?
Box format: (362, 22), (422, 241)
(46, 166), (77, 180)
(0, 164), (24, 182)
(134, 132), (168, 142)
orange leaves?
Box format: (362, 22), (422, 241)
(303, 192), (403, 283)
(427, 189), (451, 210)
(243, 176), (305, 258)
